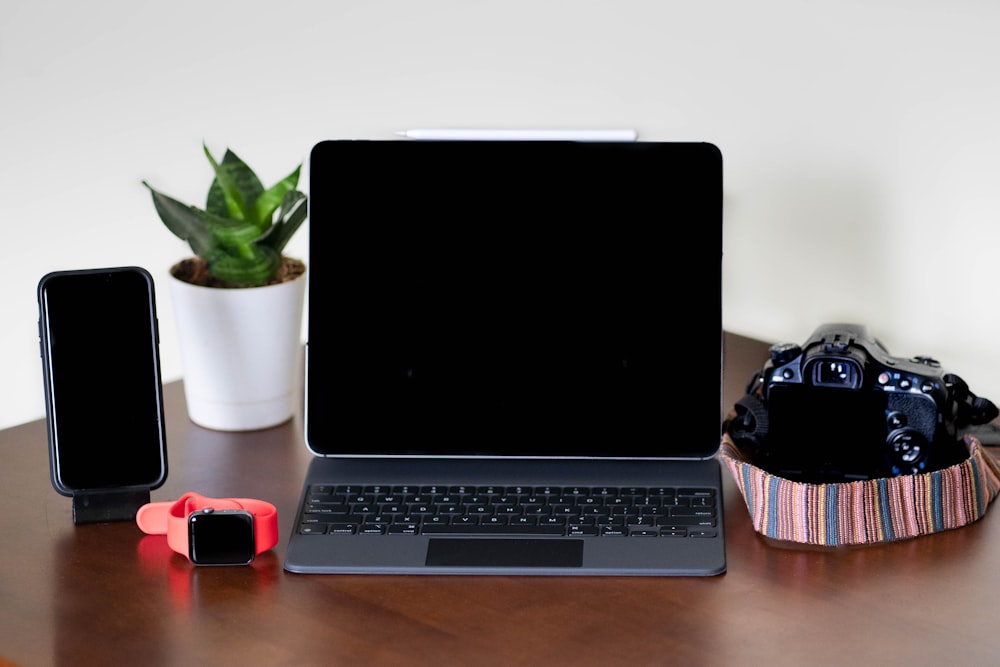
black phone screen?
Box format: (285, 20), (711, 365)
(38, 267), (167, 494)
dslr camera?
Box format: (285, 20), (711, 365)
(727, 323), (998, 483)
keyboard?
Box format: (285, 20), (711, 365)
(296, 484), (718, 538)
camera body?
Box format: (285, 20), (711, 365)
(728, 323), (997, 482)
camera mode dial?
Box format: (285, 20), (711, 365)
(768, 343), (801, 366)
(887, 428), (927, 474)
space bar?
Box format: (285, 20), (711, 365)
(421, 524), (566, 536)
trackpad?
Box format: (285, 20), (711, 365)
(426, 538), (583, 567)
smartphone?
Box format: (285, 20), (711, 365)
(37, 267), (168, 496)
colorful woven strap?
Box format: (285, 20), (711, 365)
(718, 433), (1000, 546)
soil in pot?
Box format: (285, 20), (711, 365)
(171, 255), (306, 288)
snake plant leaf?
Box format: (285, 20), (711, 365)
(204, 145), (263, 225)
(252, 163), (301, 230)
(209, 246), (280, 287)
(204, 211), (267, 253)
(259, 190), (308, 253)
(143, 181), (216, 259)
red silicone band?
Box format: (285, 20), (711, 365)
(136, 492), (279, 560)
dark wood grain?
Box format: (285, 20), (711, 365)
(2, 332), (997, 666)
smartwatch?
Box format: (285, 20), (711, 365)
(136, 492), (279, 565)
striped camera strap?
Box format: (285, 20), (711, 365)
(719, 433), (1000, 547)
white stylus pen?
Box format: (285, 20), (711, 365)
(394, 128), (638, 141)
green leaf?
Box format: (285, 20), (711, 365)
(252, 163), (301, 230)
(258, 190), (308, 253)
(209, 246), (280, 287)
(204, 145), (263, 224)
(142, 181), (217, 258)
(205, 215), (265, 254)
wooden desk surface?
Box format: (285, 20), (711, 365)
(2, 332), (998, 666)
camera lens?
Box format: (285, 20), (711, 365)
(811, 359), (861, 388)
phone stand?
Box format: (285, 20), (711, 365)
(72, 489), (152, 524)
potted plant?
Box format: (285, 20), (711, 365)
(143, 144), (308, 431)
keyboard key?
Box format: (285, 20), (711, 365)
(679, 488), (715, 498)
(326, 524), (358, 535)
(688, 529), (718, 538)
(629, 529), (660, 537)
(387, 524), (420, 535)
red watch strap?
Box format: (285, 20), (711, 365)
(235, 498), (280, 556)
(136, 492), (279, 558)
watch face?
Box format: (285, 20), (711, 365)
(188, 509), (256, 565)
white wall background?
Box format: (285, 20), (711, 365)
(3, 0), (1000, 431)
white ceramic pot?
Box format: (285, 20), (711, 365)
(167, 268), (306, 431)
